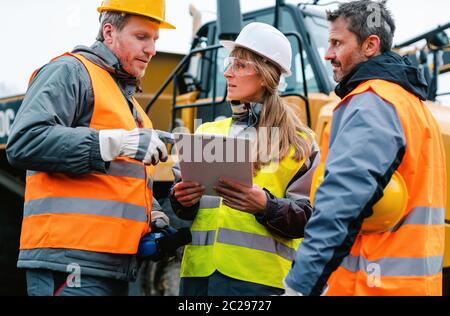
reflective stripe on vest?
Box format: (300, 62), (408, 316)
(341, 254), (443, 277)
(391, 206), (445, 232)
(20, 53), (155, 254)
(217, 228), (297, 261)
(24, 197), (148, 223)
(107, 160), (147, 179)
(27, 160), (148, 180)
(325, 80), (446, 296)
(181, 118), (305, 289)
(199, 196), (221, 209)
(191, 230), (216, 246)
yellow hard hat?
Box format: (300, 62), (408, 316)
(97, 0), (176, 29)
(310, 163), (408, 234)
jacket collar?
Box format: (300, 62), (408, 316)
(72, 41), (141, 93)
(335, 51), (428, 101)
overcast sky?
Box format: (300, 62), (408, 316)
(1, 0), (449, 101)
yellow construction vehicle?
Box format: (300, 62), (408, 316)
(143, 0), (450, 294)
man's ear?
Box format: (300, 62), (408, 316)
(363, 35), (381, 58)
(102, 23), (114, 45)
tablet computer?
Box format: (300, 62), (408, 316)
(173, 133), (253, 196)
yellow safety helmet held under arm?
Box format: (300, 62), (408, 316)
(310, 163), (408, 234)
(97, 0), (176, 29)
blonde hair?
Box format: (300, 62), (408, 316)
(231, 47), (314, 173)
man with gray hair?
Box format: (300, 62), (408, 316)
(284, 0), (446, 296)
(6, 0), (175, 296)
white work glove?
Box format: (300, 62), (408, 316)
(151, 210), (170, 229)
(99, 128), (168, 165)
(282, 279), (329, 296)
(282, 279), (304, 296)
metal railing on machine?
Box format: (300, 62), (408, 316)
(145, 44), (227, 132)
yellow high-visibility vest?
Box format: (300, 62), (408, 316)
(181, 118), (306, 289)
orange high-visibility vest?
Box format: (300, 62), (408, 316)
(20, 53), (154, 254)
(324, 80), (446, 296)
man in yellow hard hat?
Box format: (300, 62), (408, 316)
(6, 0), (175, 296)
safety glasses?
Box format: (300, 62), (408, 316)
(223, 57), (258, 76)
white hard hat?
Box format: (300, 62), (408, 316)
(220, 22), (292, 77)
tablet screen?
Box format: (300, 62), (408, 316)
(174, 133), (253, 196)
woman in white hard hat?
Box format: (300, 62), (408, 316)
(169, 22), (320, 296)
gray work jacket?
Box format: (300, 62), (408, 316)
(6, 41), (158, 282)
